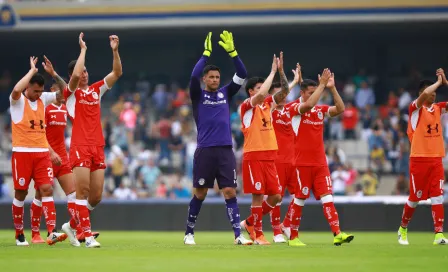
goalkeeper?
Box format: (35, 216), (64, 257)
(183, 30), (252, 245)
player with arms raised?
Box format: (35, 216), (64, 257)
(239, 52), (290, 245)
(28, 56), (80, 246)
(183, 31), (252, 245)
(64, 33), (122, 248)
(287, 70), (354, 246)
(268, 63), (302, 243)
(10, 56), (67, 246)
(398, 68), (448, 245)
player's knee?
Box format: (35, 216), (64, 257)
(222, 187), (236, 199)
(194, 188), (208, 200)
(430, 195), (444, 205)
(39, 185), (53, 197)
(89, 193), (102, 207)
(77, 186), (90, 199)
(14, 190), (28, 201)
(272, 194), (282, 203)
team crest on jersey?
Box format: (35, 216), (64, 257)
(92, 91), (99, 100)
(18, 177), (25, 186)
(218, 92), (224, 99)
(198, 178), (205, 186)
(416, 190), (422, 199)
(302, 187), (309, 195)
(317, 111), (324, 120)
(255, 182), (262, 190)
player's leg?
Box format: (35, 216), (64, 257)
(57, 171), (81, 247)
(216, 147), (252, 245)
(271, 163), (286, 241)
(184, 147), (215, 245)
(429, 160), (448, 245)
(314, 166), (354, 245)
(240, 160), (269, 244)
(30, 189), (45, 244)
(281, 164), (297, 239)
(398, 159), (427, 245)
(261, 161), (282, 243)
(289, 166), (311, 246)
(11, 152), (32, 246)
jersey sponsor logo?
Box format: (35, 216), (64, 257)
(48, 121), (67, 126)
(79, 99), (100, 106)
(303, 119), (323, 125)
(275, 119), (291, 126)
(427, 123), (439, 134)
(261, 118), (271, 127)
(203, 99), (227, 105)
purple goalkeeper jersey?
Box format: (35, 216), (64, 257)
(190, 56), (247, 148)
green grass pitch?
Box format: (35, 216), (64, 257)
(0, 231), (446, 272)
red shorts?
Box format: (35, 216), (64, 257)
(11, 152), (54, 190)
(276, 162), (297, 196)
(242, 160), (282, 195)
(69, 145), (106, 172)
(409, 158), (445, 201)
(53, 152), (72, 178)
(295, 165), (332, 200)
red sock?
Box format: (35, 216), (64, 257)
(290, 203), (303, 240)
(432, 204), (444, 233)
(322, 202), (341, 235)
(30, 199), (42, 236)
(262, 201), (274, 215)
(67, 192), (78, 229)
(12, 199), (24, 238)
(282, 199), (294, 228)
(400, 202), (416, 228)
(42, 197), (56, 233)
(270, 204), (282, 236)
(76, 199), (92, 237)
(246, 206), (263, 238)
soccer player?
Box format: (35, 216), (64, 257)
(287, 69), (354, 246)
(183, 31), (252, 245)
(64, 32), (122, 248)
(398, 68), (448, 245)
(269, 63), (301, 243)
(28, 55), (82, 246)
(239, 52), (291, 245)
(10, 56), (67, 246)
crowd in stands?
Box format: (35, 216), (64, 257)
(1, 67), (448, 200)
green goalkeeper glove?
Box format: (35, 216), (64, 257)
(218, 30), (238, 58)
(203, 32), (212, 57)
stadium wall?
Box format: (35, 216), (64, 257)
(0, 201), (445, 232)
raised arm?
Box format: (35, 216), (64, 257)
(298, 68), (331, 114)
(219, 30), (247, 96)
(11, 57), (38, 100)
(250, 54), (277, 106)
(416, 69), (443, 108)
(189, 32), (211, 99)
(327, 73), (345, 117)
(104, 35), (123, 88)
(273, 52), (290, 104)
(68, 33), (87, 92)
(42, 55), (65, 103)
(288, 63), (302, 90)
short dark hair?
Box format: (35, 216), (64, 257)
(203, 65), (220, 76)
(301, 79), (318, 91)
(68, 60), (77, 76)
(269, 81), (281, 95)
(245, 77), (265, 97)
(29, 73), (45, 86)
(418, 79), (434, 94)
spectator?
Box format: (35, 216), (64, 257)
(156, 113), (173, 164)
(342, 101), (359, 139)
(393, 173), (409, 196)
(113, 181), (137, 200)
(109, 145), (127, 190)
(155, 181), (168, 198)
(119, 102), (137, 145)
(397, 88), (412, 113)
(139, 158), (162, 195)
(370, 144), (386, 181)
(360, 168), (378, 196)
(343, 80), (356, 101)
(331, 165), (349, 196)
(345, 162), (358, 194)
(355, 81), (375, 109)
